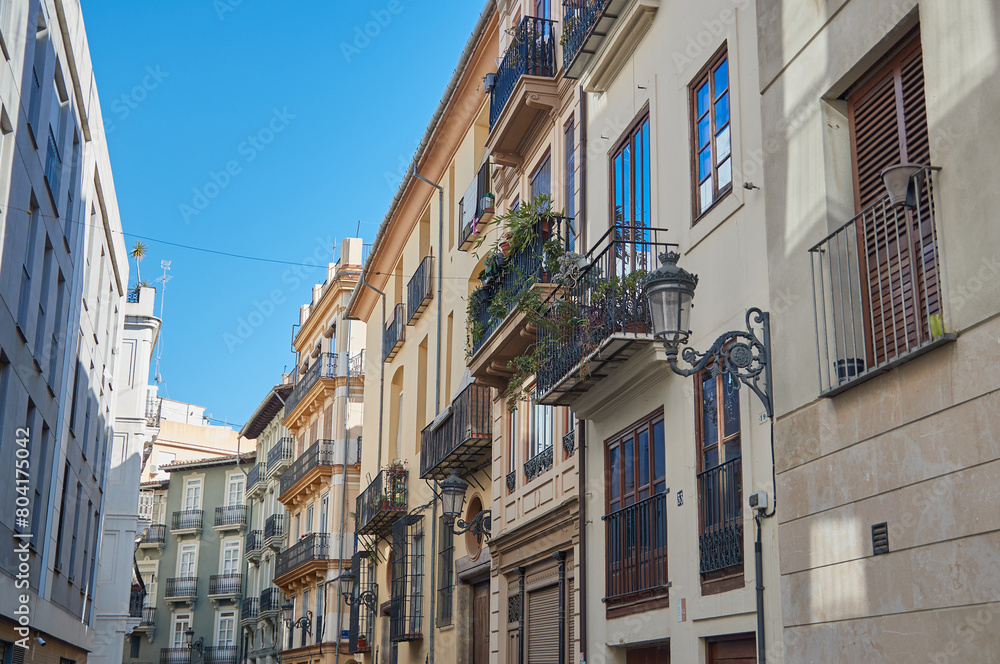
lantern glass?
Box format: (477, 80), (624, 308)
(440, 471), (468, 520)
(647, 281), (693, 346)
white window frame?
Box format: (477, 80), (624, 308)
(221, 539), (241, 575)
(177, 543), (198, 578)
(172, 612), (192, 648)
(184, 477), (203, 511)
(215, 610), (236, 647)
(319, 493), (329, 535)
(226, 473), (245, 507)
(305, 504), (314, 535)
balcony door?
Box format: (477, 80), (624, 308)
(533, 0), (550, 19)
(222, 540), (240, 576)
(848, 30), (936, 367)
(216, 611), (236, 647)
(178, 544), (197, 578)
(172, 613), (191, 648)
(184, 478), (202, 511)
(227, 474), (244, 507)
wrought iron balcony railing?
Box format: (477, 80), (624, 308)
(141, 523), (167, 544)
(808, 166), (950, 396)
(459, 161), (494, 251)
(535, 225), (672, 405)
(279, 439), (335, 497)
(209, 574), (242, 596)
(139, 606), (155, 627)
(562, 427), (576, 457)
(603, 492), (668, 602)
(406, 255), (434, 323)
(697, 457), (743, 575)
(489, 16), (557, 130)
(129, 587), (147, 617)
(171, 510), (203, 532)
(264, 513), (284, 542)
(356, 466), (408, 537)
(242, 597), (259, 621)
(160, 649), (191, 664)
(561, 0), (618, 78)
(285, 352), (338, 415)
(419, 383), (493, 480)
(204, 646), (237, 664)
(214, 505), (247, 528)
(506, 470), (516, 494)
(260, 587), (283, 614)
(245, 530), (263, 557)
(524, 445), (553, 482)
(247, 463), (261, 493)
(275, 532), (330, 579)
(165, 577), (198, 598)
(268, 437), (294, 472)
(469, 215), (569, 358)
(383, 303), (406, 362)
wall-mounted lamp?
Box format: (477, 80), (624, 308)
(440, 471), (492, 543)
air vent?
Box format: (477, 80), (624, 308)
(872, 522), (889, 555)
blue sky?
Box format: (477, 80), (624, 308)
(84, 1), (486, 428)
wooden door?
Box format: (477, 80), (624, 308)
(473, 582), (490, 664)
(707, 636), (755, 664)
(627, 643), (670, 663)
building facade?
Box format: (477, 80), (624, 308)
(756, 1), (1000, 661)
(273, 238), (366, 664)
(129, 454), (253, 664)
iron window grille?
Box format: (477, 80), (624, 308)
(406, 256), (434, 324)
(348, 550), (377, 653)
(436, 515), (455, 627)
(389, 515), (424, 642)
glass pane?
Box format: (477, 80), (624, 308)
(703, 448), (718, 470)
(698, 116), (711, 149)
(699, 147), (712, 181)
(718, 157), (732, 189)
(702, 375), (718, 447)
(700, 180), (712, 213)
(623, 437), (634, 502)
(696, 82), (710, 116)
(653, 420), (664, 482)
(641, 120), (651, 229)
(723, 373), (740, 437)
(715, 92), (730, 129)
(622, 144), (631, 223)
(610, 447), (620, 501)
(724, 436), (741, 463)
(716, 125), (731, 161)
(613, 154), (624, 222)
(638, 430), (649, 489)
(714, 60), (729, 96)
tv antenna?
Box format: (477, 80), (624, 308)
(153, 261), (172, 384)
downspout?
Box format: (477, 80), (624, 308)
(555, 552), (566, 664)
(413, 172), (444, 664)
(577, 421), (587, 664)
(517, 567), (525, 664)
(234, 433), (252, 664)
(334, 327), (354, 664)
(755, 513), (765, 662)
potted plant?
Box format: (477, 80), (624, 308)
(357, 635), (368, 650)
(480, 192), (495, 215)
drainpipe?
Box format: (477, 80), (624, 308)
(756, 513), (765, 663)
(555, 552), (566, 664)
(353, 278), (386, 467)
(413, 172), (443, 664)
(577, 421), (587, 664)
(517, 567), (525, 664)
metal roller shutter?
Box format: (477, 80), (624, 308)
(527, 584), (560, 664)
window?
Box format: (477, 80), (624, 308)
(172, 613), (191, 648)
(178, 544), (197, 577)
(530, 153), (551, 199)
(305, 504), (314, 534)
(216, 611), (235, 647)
(348, 550), (376, 653)
(436, 515), (454, 627)
(390, 515), (424, 641)
(564, 118), (576, 251)
(696, 371), (743, 580)
(533, 0), (550, 18)
(690, 46), (731, 217)
(184, 478), (202, 510)
(300, 589), (309, 647)
(611, 110), (651, 232)
(319, 493), (329, 534)
(68, 482), (81, 580)
(509, 409), (518, 474)
(604, 409), (668, 606)
(226, 473), (244, 506)
(221, 540), (240, 575)
(528, 401), (553, 460)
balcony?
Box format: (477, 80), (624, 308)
(355, 467), (407, 539)
(204, 646), (237, 664)
(274, 532), (330, 583)
(603, 492), (669, 606)
(145, 395), (162, 427)
(278, 439), (337, 503)
(524, 444), (553, 483)
(214, 505), (247, 532)
(285, 352), (361, 418)
(264, 514), (285, 550)
(160, 649), (191, 664)
(245, 530), (263, 564)
(208, 574), (242, 602)
(406, 256), (434, 324)
(487, 16), (558, 166)
(468, 215), (570, 389)
(383, 303), (406, 362)
(535, 225), (672, 406)
(260, 587), (283, 619)
(135, 606), (155, 630)
(697, 457), (743, 575)
(139, 523), (167, 549)
(241, 597), (259, 623)
(171, 510), (203, 536)
(164, 577), (198, 605)
(267, 437), (294, 476)
(129, 587), (147, 618)
(247, 463), (263, 497)
(419, 383), (493, 481)
(561, 0), (630, 79)
(459, 161), (495, 251)
(808, 166), (952, 397)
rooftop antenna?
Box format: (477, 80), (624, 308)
(153, 260), (172, 384)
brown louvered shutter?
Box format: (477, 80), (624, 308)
(527, 585), (560, 664)
(567, 578), (575, 664)
(848, 31), (937, 367)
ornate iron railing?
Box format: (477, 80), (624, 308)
(247, 464), (261, 492)
(535, 225), (672, 402)
(562, 427), (575, 457)
(809, 166), (947, 396)
(139, 606), (155, 627)
(356, 467), (408, 537)
(489, 16), (557, 130)
(286, 352), (339, 414)
(506, 471), (516, 493)
(160, 649), (191, 664)
(275, 532), (330, 579)
(469, 215), (569, 357)
(209, 574), (242, 596)
(214, 505), (246, 528)
(242, 597), (259, 621)
(204, 646), (237, 664)
(407, 255), (434, 323)
(561, 0), (612, 73)
(349, 350), (366, 376)
(264, 514), (284, 541)
(279, 439), (335, 497)
(524, 445), (553, 482)
(171, 510), (203, 531)
(348, 550), (377, 654)
(268, 437), (293, 471)
(165, 577), (197, 598)
(459, 161), (494, 250)
(127, 287), (141, 303)
(419, 383), (493, 480)
(383, 303), (406, 362)
(142, 523), (167, 544)
(697, 457), (743, 574)
(260, 587), (283, 614)
(246, 530), (262, 556)
(603, 492), (668, 602)
(129, 587), (146, 617)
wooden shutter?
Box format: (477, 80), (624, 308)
(707, 635), (755, 663)
(527, 585), (560, 664)
(848, 31), (937, 367)
(473, 582), (490, 664)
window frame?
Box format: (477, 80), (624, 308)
(604, 408), (666, 515)
(689, 44), (733, 222)
(609, 106), (651, 233)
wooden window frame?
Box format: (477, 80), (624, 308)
(604, 408), (666, 514)
(609, 106), (651, 232)
(689, 44), (733, 222)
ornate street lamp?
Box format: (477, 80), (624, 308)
(184, 629), (203, 658)
(340, 570), (378, 612)
(439, 471), (492, 543)
(281, 601), (312, 635)
(644, 251), (773, 418)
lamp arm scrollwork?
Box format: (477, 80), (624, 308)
(450, 509), (492, 543)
